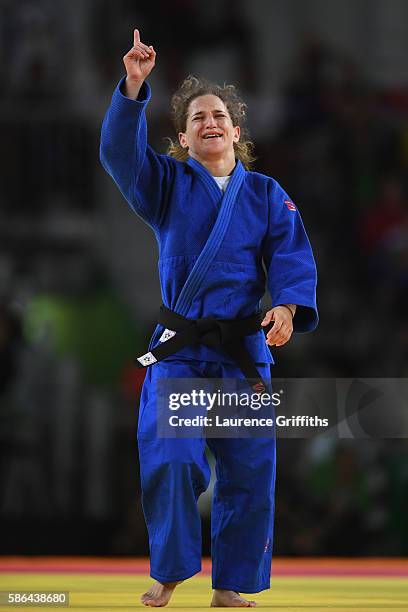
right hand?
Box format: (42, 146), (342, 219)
(123, 29), (156, 86)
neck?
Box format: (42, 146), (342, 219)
(189, 151), (236, 177)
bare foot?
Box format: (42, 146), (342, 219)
(211, 589), (256, 607)
(141, 580), (182, 607)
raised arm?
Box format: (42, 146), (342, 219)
(100, 29), (173, 229)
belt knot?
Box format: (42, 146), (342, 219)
(195, 317), (223, 345)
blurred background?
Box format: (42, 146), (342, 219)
(0, 0), (407, 557)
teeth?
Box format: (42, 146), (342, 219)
(204, 135), (221, 139)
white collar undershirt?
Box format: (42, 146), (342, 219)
(213, 175), (231, 192)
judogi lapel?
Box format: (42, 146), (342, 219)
(175, 158), (245, 316)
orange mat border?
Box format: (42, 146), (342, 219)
(0, 557), (407, 576)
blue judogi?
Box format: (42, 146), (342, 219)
(100, 77), (318, 592)
(138, 359), (275, 592)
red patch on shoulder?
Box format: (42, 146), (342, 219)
(284, 200), (296, 211)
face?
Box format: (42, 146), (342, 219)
(178, 95), (240, 163)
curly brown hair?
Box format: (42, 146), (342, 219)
(166, 75), (256, 170)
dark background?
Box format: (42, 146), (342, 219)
(1, 0), (407, 557)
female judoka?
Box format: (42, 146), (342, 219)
(100, 29), (318, 607)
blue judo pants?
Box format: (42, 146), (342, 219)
(137, 358), (276, 593)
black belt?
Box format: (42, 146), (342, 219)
(135, 304), (269, 392)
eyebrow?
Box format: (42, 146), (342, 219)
(191, 110), (227, 118)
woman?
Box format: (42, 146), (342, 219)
(100, 29), (318, 607)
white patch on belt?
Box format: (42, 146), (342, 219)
(159, 328), (176, 342)
(137, 352), (157, 366)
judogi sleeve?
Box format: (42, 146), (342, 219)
(262, 180), (318, 333)
(99, 77), (172, 229)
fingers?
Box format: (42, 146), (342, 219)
(267, 321), (292, 346)
(266, 319), (283, 345)
(264, 307), (293, 346)
(130, 29), (154, 58)
(127, 45), (148, 61)
(130, 44), (152, 59)
(134, 42), (153, 56)
(123, 45), (155, 70)
(261, 311), (273, 327)
(269, 326), (293, 346)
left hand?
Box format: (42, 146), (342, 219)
(261, 306), (293, 347)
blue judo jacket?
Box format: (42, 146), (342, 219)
(100, 78), (318, 365)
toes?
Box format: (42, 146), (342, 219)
(235, 596), (249, 607)
(240, 598), (254, 607)
(143, 597), (167, 608)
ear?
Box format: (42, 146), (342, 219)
(232, 126), (240, 142)
(178, 132), (188, 149)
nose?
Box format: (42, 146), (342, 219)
(203, 114), (217, 128)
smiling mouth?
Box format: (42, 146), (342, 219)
(203, 134), (222, 139)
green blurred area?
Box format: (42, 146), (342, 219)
(25, 292), (142, 387)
